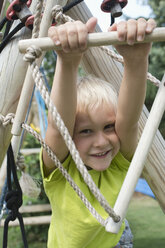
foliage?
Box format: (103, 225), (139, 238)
(146, 0), (165, 137)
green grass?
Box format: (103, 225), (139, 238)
(0, 194), (164, 247)
(126, 193), (165, 248)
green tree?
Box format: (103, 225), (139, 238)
(147, 0), (165, 137)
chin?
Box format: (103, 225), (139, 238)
(90, 164), (110, 171)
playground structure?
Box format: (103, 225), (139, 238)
(0, 0), (165, 246)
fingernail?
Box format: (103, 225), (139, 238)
(127, 40), (134, 45)
(55, 40), (61, 46)
(137, 35), (144, 41)
(146, 27), (152, 32)
(118, 36), (125, 42)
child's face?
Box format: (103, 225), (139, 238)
(73, 104), (120, 171)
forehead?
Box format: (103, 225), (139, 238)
(75, 104), (116, 128)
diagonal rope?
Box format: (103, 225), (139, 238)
(99, 46), (161, 87)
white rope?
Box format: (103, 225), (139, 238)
(32, 0), (44, 39)
(0, 113), (14, 126)
(99, 46), (161, 87)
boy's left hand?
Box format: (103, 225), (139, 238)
(108, 18), (156, 60)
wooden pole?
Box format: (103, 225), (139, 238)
(0, 215), (51, 226)
(106, 74), (165, 233)
(18, 27), (165, 53)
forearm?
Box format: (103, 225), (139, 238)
(48, 56), (80, 136)
(117, 57), (148, 128)
(115, 56), (148, 159)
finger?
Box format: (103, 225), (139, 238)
(116, 21), (127, 41)
(108, 23), (117, 32)
(57, 23), (70, 52)
(86, 17), (97, 33)
(146, 18), (157, 33)
(66, 22), (79, 51)
(48, 26), (60, 46)
(137, 18), (147, 42)
(126, 19), (137, 45)
(76, 21), (88, 51)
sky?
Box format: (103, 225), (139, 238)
(84, 0), (153, 31)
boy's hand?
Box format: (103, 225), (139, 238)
(48, 17), (97, 63)
(108, 18), (156, 60)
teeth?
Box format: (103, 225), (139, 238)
(96, 151), (107, 157)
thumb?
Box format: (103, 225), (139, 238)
(86, 17), (97, 33)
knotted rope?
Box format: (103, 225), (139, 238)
(0, 113), (14, 127)
(52, 5), (74, 24)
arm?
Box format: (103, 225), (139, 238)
(43, 18), (97, 176)
(109, 18), (156, 160)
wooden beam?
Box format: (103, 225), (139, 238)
(18, 27), (165, 53)
(20, 148), (41, 155)
(19, 204), (51, 213)
(0, 215), (51, 226)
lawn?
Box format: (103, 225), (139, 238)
(126, 193), (165, 248)
(0, 193), (164, 247)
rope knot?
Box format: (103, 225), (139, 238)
(0, 113), (14, 126)
(5, 190), (22, 220)
(52, 5), (74, 24)
(24, 45), (42, 63)
(52, 5), (64, 23)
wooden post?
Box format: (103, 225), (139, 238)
(106, 74), (165, 233)
(0, 24), (32, 168)
(18, 27), (165, 53)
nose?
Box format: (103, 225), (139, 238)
(93, 132), (109, 148)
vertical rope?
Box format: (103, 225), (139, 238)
(32, 0), (44, 39)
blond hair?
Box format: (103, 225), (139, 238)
(77, 75), (118, 113)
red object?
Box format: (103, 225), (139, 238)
(25, 15), (34, 28)
(101, 0), (127, 13)
(6, 0), (32, 20)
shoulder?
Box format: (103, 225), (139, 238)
(40, 148), (73, 183)
(111, 151), (131, 172)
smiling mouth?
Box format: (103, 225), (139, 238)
(91, 150), (111, 158)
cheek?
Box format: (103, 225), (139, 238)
(73, 136), (88, 154)
(110, 132), (120, 147)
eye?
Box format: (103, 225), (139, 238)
(80, 129), (92, 135)
(104, 123), (115, 131)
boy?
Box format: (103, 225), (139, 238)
(40, 17), (156, 247)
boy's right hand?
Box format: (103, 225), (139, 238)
(48, 17), (97, 63)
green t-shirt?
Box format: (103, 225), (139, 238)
(40, 151), (130, 248)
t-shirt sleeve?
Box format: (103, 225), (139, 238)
(39, 147), (72, 183)
(111, 151), (131, 172)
